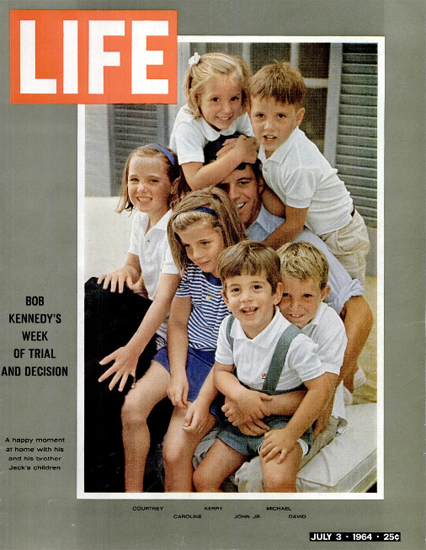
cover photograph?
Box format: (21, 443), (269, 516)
(1, 1), (424, 549)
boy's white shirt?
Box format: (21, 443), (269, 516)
(300, 302), (348, 433)
(170, 106), (254, 164)
(215, 306), (324, 391)
(258, 126), (353, 236)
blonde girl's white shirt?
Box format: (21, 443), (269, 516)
(258, 127), (353, 236)
(301, 302), (348, 432)
(169, 106), (254, 164)
(128, 209), (179, 339)
(215, 307), (324, 391)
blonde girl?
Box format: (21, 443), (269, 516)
(84, 144), (183, 491)
(121, 187), (246, 492)
(170, 52), (258, 191)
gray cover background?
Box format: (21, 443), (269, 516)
(0, 1), (424, 549)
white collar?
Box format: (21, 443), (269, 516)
(232, 306), (290, 348)
(259, 127), (301, 164)
(138, 208), (172, 234)
(154, 209), (173, 231)
(302, 302), (328, 331)
(198, 115), (242, 141)
(250, 204), (282, 231)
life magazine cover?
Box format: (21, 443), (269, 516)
(1, 1), (424, 549)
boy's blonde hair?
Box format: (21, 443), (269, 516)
(167, 187), (246, 273)
(218, 240), (282, 294)
(117, 144), (188, 213)
(184, 52), (252, 118)
(278, 242), (329, 290)
(249, 61), (306, 109)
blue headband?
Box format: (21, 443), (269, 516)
(189, 206), (219, 217)
(145, 143), (177, 167)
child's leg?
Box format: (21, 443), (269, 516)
(261, 442), (303, 493)
(121, 360), (170, 492)
(193, 438), (247, 492)
(162, 406), (217, 492)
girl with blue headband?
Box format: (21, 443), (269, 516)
(97, 144), (184, 390)
(120, 187), (246, 492)
(85, 144), (186, 490)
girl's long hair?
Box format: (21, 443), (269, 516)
(167, 187), (246, 273)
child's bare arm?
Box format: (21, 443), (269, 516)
(182, 136), (258, 190)
(98, 273), (181, 391)
(222, 398), (269, 433)
(263, 390), (307, 416)
(261, 186), (286, 218)
(97, 253), (141, 293)
(132, 274), (148, 297)
(166, 295), (192, 408)
(222, 389), (306, 425)
(223, 390), (307, 436)
(255, 375), (333, 423)
(262, 206), (308, 249)
(260, 374), (330, 463)
(214, 362), (272, 421)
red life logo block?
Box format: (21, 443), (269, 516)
(10, 10), (177, 104)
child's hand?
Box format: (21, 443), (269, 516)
(182, 399), (211, 434)
(97, 265), (139, 293)
(238, 419), (270, 436)
(221, 398), (242, 424)
(216, 135), (258, 164)
(259, 427), (297, 464)
(222, 398), (268, 426)
(98, 345), (139, 392)
(167, 373), (189, 408)
(131, 275), (148, 297)
(235, 389), (273, 422)
(216, 138), (238, 158)
(234, 135), (259, 164)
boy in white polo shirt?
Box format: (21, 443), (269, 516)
(234, 241), (348, 492)
(249, 62), (370, 286)
(193, 241), (330, 493)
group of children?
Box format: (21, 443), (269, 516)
(86, 51), (372, 493)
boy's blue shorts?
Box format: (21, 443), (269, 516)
(154, 346), (224, 421)
(218, 415), (313, 457)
